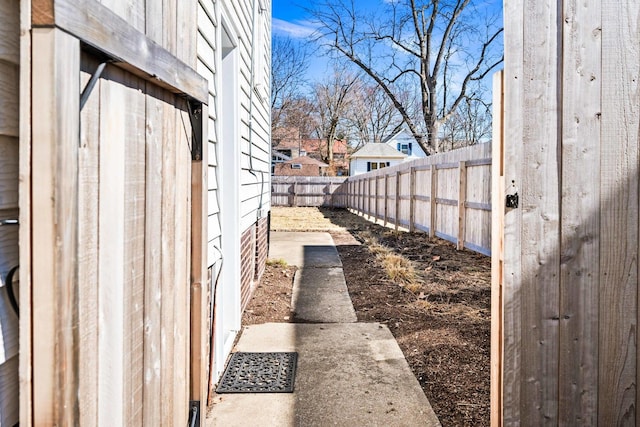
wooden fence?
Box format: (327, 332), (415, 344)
(492, 1), (640, 425)
(346, 143), (492, 256)
(271, 176), (348, 207)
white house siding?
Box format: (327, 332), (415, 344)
(197, 0), (271, 382)
(0, 0), (20, 424)
(350, 158), (405, 176)
(384, 129), (428, 159)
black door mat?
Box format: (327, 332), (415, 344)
(216, 352), (298, 393)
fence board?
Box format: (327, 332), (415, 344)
(599, 1), (639, 424)
(78, 54), (100, 427)
(143, 82), (164, 427)
(558, 0), (601, 422)
(271, 176), (348, 207)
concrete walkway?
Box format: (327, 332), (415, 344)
(207, 232), (440, 427)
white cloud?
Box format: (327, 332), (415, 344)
(273, 18), (317, 38)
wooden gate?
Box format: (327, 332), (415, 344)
(493, 1), (640, 424)
(23, 1), (209, 424)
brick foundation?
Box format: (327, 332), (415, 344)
(240, 226), (256, 311)
(254, 216), (269, 282)
(239, 214), (270, 312)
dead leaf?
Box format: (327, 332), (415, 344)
(432, 255), (441, 261)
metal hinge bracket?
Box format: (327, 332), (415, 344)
(187, 101), (203, 161)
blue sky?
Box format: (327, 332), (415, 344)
(272, 0), (504, 86)
(272, 0), (503, 40)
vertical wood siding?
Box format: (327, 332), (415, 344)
(500, 0), (640, 424)
(28, 0), (201, 424)
(0, 0), (20, 424)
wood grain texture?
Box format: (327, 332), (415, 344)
(490, 71), (504, 427)
(190, 102), (209, 418)
(145, 0), (163, 43)
(177, 0), (197, 67)
(599, 1), (639, 424)
(163, 0), (177, 54)
(501, 0), (524, 423)
(558, 0), (601, 423)
(97, 65), (126, 427)
(78, 53), (100, 426)
(143, 82), (164, 427)
(160, 89), (177, 427)
(31, 28), (80, 425)
(100, 0), (145, 33)
(394, 171), (400, 231)
(18, 2), (32, 424)
(31, 0), (53, 25)
(457, 161), (466, 250)
(53, 0), (208, 103)
(172, 103), (191, 426)
(519, 0), (562, 422)
(122, 70), (146, 426)
(430, 165), (437, 238)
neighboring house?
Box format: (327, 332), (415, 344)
(349, 143), (407, 176)
(272, 130), (349, 175)
(382, 128), (428, 160)
(4, 0), (271, 425)
(274, 156), (329, 176)
(272, 150), (291, 174)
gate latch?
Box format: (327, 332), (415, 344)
(506, 180), (519, 209)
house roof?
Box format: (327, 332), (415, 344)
(272, 134), (348, 155)
(285, 156), (329, 167)
(272, 150), (291, 161)
(381, 128), (406, 144)
(350, 143), (407, 159)
(301, 139), (348, 154)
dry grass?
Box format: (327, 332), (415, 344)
(270, 207), (346, 232)
(266, 258), (288, 267)
(356, 231), (419, 290)
(271, 207), (421, 290)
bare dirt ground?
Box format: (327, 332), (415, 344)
(244, 206), (491, 426)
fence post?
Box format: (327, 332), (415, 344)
(359, 179), (363, 214)
(384, 174), (389, 227)
(457, 161), (467, 250)
(375, 176), (379, 221)
(293, 182), (298, 207)
(367, 177), (372, 219)
(430, 164), (437, 238)
(409, 167), (416, 232)
(395, 171), (400, 231)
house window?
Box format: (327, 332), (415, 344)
(397, 142), (413, 155)
(291, 164), (302, 169)
(367, 161), (390, 172)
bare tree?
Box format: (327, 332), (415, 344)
(440, 88), (492, 150)
(309, 0), (503, 153)
(311, 67), (358, 162)
(346, 82), (405, 148)
(271, 36), (310, 133)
